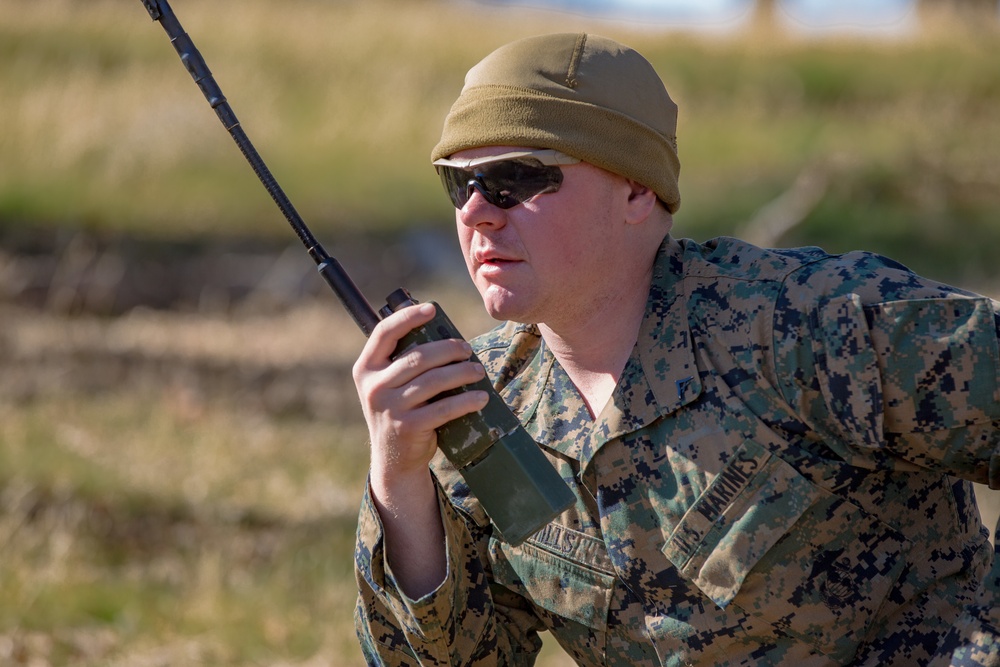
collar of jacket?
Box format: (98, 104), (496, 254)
(637, 235), (703, 414)
(496, 237), (703, 464)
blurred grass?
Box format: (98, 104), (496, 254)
(2, 1), (1000, 665)
(0, 391), (371, 665)
(0, 297), (576, 666)
(1, 0), (999, 286)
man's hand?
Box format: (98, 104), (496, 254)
(352, 302), (489, 597)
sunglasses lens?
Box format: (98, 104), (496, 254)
(437, 158), (564, 210)
(437, 165), (475, 209)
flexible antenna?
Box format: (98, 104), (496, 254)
(139, 0), (380, 335)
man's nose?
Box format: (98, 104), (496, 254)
(466, 180), (495, 206)
(458, 183), (508, 229)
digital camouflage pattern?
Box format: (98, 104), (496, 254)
(355, 236), (1000, 666)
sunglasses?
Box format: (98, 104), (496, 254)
(433, 149), (581, 210)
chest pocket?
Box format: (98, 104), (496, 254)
(662, 438), (909, 663)
(489, 523), (616, 632)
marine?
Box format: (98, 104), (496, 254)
(351, 33), (1000, 666)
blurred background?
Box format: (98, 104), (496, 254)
(1, 0), (999, 664)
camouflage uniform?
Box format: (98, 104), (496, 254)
(355, 235), (1000, 666)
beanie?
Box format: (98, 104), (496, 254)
(431, 33), (681, 213)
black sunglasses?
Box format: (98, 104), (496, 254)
(433, 149), (581, 210)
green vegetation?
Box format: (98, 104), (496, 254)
(2, 0), (999, 286)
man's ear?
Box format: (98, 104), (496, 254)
(624, 179), (658, 225)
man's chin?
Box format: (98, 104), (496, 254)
(481, 296), (528, 324)
(477, 283), (542, 323)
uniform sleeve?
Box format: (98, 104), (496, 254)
(354, 474), (546, 666)
(772, 254), (1000, 664)
(772, 253), (1000, 487)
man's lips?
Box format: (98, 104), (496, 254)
(474, 250), (521, 265)
(473, 251), (523, 282)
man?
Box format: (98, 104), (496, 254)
(352, 33), (1000, 666)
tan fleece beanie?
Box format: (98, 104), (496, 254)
(432, 33), (681, 213)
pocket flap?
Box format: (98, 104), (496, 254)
(662, 439), (820, 608)
(662, 439), (909, 661)
(490, 525), (615, 631)
(866, 297), (1000, 432)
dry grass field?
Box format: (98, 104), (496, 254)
(0, 293), (583, 666)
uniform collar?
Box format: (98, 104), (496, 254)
(500, 236), (702, 464)
(637, 236), (703, 415)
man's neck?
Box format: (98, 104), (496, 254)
(538, 266), (652, 418)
